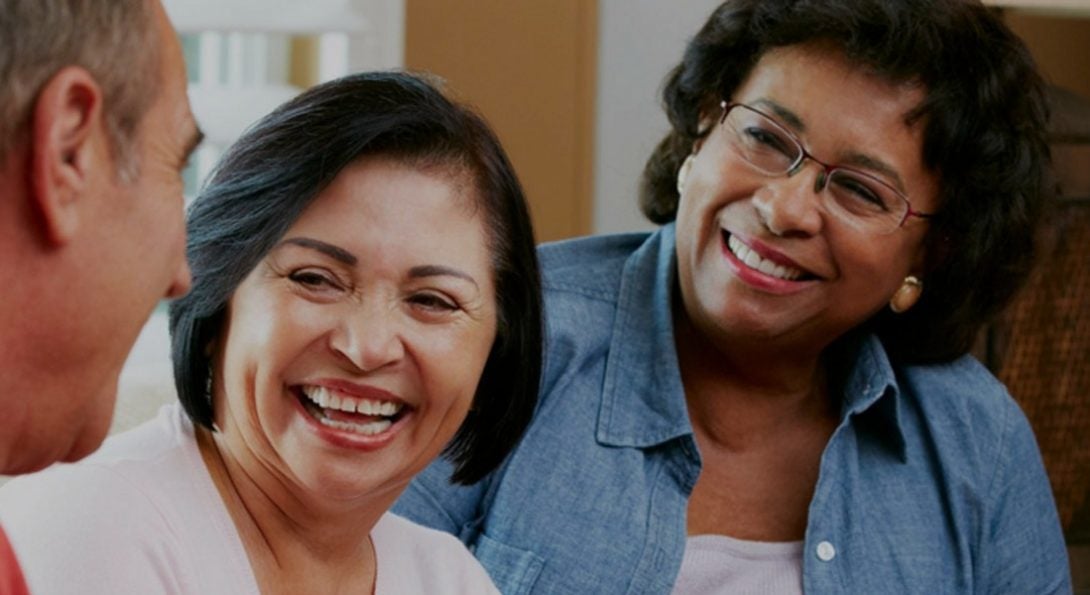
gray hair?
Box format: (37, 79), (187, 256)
(0, 0), (161, 177)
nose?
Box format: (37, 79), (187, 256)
(328, 301), (405, 373)
(165, 204), (191, 298)
(165, 257), (192, 299)
(752, 161), (826, 237)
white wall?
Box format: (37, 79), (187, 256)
(592, 0), (723, 234)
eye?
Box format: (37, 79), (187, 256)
(288, 268), (344, 292)
(408, 292), (459, 313)
(742, 124), (794, 157)
(829, 172), (892, 213)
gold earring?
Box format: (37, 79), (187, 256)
(889, 276), (923, 313)
(676, 154), (695, 196)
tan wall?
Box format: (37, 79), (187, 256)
(405, 0), (597, 242)
(1004, 12), (1090, 99)
(1002, 11), (1090, 198)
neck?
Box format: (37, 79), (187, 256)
(196, 428), (383, 591)
(0, 153), (114, 474)
(673, 308), (837, 450)
(0, 274), (103, 475)
(0, 174), (38, 472)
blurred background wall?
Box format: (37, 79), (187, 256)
(163, 0), (1090, 241)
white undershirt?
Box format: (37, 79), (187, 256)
(671, 534), (804, 594)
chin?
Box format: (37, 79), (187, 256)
(0, 368), (119, 475)
(2, 455), (53, 476)
(294, 456), (415, 505)
(57, 384), (117, 464)
(1, 430), (102, 475)
(61, 422), (112, 463)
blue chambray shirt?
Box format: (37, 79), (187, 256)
(394, 224), (1071, 594)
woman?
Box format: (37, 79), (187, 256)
(394, 1), (1070, 593)
(0, 72), (542, 594)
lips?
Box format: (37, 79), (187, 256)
(722, 230), (819, 281)
(726, 234), (805, 281)
(296, 385), (409, 437)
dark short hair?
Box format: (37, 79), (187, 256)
(0, 0), (159, 173)
(169, 72), (542, 485)
(640, 0), (1050, 363)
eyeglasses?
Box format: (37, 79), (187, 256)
(718, 101), (933, 235)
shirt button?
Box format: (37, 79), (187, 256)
(816, 541), (836, 562)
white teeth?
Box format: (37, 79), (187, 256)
(301, 386), (404, 419)
(727, 234), (804, 281)
(356, 400), (400, 416)
(317, 417), (392, 435)
(743, 248), (761, 270)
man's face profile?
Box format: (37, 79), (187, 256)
(1, 0), (201, 474)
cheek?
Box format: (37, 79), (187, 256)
(674, 187), (711, 269)
(221, 297), (325, 397)
(677, 159), (751, 245)
(237, 292), (333, 348)
(676, 166), (709, 227)
(415, 326), (494, 415)
(830, 233), (917, 299)
(133, 172), (183, 229)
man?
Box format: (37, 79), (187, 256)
(0, 0), (199, 589)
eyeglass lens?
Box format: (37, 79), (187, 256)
(722, 104), (908, 233)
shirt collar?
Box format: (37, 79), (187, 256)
(595, 223), (908, 458)
(597, 223), (693, 448)
(832, 331), (909, 460)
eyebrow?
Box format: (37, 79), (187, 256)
(752, 98), (806, 133)
(276, 238), (479, 288)
(409, 265), (480, 290)
(752, 98), (907, 193)
(279, 237), (358, 265)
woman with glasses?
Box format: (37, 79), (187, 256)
(395, 1), (1069, 592)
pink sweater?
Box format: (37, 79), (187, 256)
(0, 404), (497, 594)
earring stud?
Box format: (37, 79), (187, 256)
(889, 275), (923, 313)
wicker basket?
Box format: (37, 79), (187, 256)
(984, 199), (1090, 541)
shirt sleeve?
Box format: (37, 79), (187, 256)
(0, 464), (192, 595)
(978, 401), (1072, 594)
(392, 455), (490, 545)
(0, 524), (29, 595)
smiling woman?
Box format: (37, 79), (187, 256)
(393, 1), (1070, 593)
(0, 72), (541, 594)
(213, 156), (500, 506)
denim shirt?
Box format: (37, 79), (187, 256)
(394, 225), (1071, 594)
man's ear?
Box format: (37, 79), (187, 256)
(29, 66), (106, 246)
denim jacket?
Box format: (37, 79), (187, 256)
(394, 224), (1071, 594)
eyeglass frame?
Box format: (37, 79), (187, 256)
(717, 100), (934, 233)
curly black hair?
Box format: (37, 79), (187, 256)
(641, 0), (1050, 362)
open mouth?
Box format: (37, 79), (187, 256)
(722, 231), (816, 281)
(295, 385), (409, 436)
